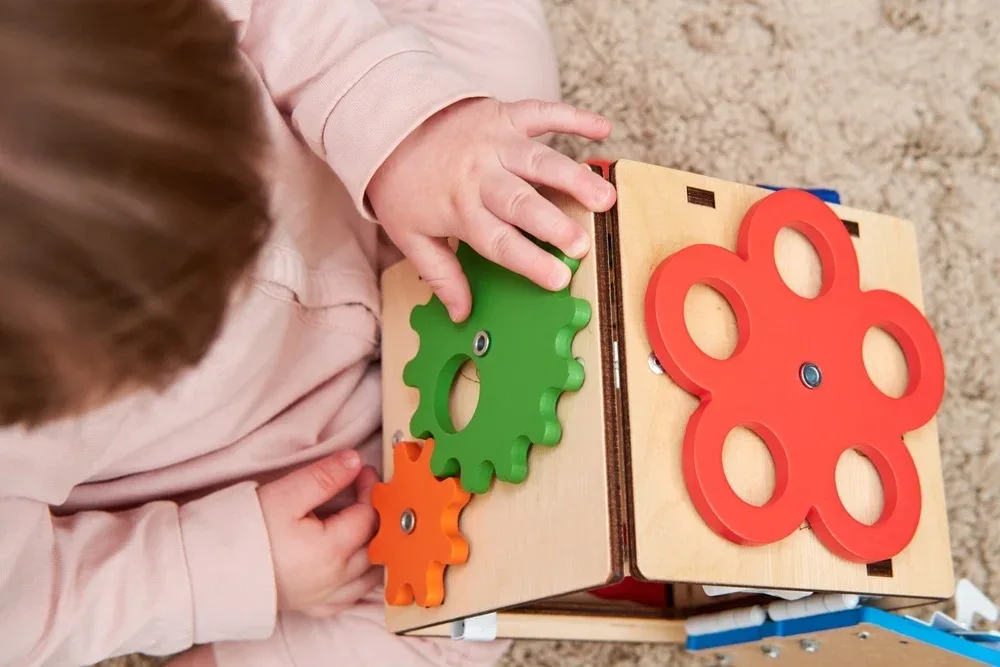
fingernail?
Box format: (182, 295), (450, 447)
(598, 183), (616, 209)
(568, 233), (591, 258)
(340, 450), (361, 469)
(551, 263), (571, 290)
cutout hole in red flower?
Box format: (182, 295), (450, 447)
(723, 426), (776, 508)
(863, 327), (910, 399)
(684, 283), (739, 361)
(774, 227), (823, 299)
(836, 449), (885, 527)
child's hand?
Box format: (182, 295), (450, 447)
(257, 450), (381, 618)
(367, 97), (617, 322)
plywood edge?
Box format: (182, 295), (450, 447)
(407, 611), (687, 644)
(602, 160), (643, 584)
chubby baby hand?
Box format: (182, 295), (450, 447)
(257, 450), (381, 618)
(367, 97), (616, 321)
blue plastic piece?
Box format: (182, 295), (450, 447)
(758, 184), (842, 205)
(686, 606), (1000, 665)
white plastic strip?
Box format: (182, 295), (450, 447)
(702, 585), (813, 601)
(450, 613), (498, 641)
(685, 605), (767, 636)
(767, 593), (860, 622)
(955, 578), (999, 628)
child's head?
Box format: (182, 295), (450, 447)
(0, 0), (273, 428)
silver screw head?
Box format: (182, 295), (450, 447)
(800, 638), (820, 653)
(648, 352), (664, 374)
(400, 509), (416, 534)
(761, 644), (780, 659)
(799, 362), (822, 388)
(857, 631), (871, 640)
(392, 430), (403, 445)
(713, 654), (732, 667)
(473, 330), (490, 357)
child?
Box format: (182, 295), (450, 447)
(0, 1), (615, 666)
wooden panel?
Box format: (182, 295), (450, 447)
(379, 186), (617, 632)
(411, 611), (686, 643)
(695, 622), (989, 666)
(613, 160), (953, 598)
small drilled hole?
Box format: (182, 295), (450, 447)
(842, 219), (860, 237)
(687, 186), (716, 208)
(867, 559), (894, 578)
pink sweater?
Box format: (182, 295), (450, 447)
(0, 0), (490, 664)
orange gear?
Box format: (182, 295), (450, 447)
(368, 439), (471, 607)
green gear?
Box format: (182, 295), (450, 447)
(403, 240), (591, 494)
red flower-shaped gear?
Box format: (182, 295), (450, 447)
(644, 188), (945, 563)
(369, 439), (471, 607)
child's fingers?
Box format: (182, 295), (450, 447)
(259, 450), (363, 520)
(354, 465), (379, 505)
(338, 546), (373, 585)
(480, 167), (590, 259)
(498, 140), (616, 215)
(463, 206), (570, 291)
(505, 99), (612, 140)
(327, 567), (382, 606)
(400, 234), (472, 323)
(303, 568), (382, 618)
(323, 502), (378, 554)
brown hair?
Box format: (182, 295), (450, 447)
(0, 0), (272, 427)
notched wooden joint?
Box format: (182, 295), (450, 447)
(686, 186), (716, 208)
(841, 219), (860, 237)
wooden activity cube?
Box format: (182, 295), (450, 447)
(375, 160), (956, 653)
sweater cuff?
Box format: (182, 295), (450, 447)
(321, 50), (489, 221)
(179, 481), (277, 644)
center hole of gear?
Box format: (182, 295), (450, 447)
(439, 357), (480, 434)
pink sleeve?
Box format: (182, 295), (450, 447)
(218, 0), (490, 219)
(0, 483), (276, 666)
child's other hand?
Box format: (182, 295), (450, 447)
(257, 450), (381, 618)
(367, 98), (616, 322)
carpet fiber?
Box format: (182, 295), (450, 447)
(102, 0), (999, 665)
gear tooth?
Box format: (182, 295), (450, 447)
(570, 296), (593, 329)
(429, 446), (461, 480)
(408, 404), (435, 441)
(461, 460), (494, 494)
(418, 565), (445, 607)
(502, 438), (531, 483)
(563, 357), (586, 392)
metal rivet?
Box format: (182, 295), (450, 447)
(648, 352), (664, 374)
(714, 654), (732, 667)
(400, 509), (416, 534)
(800, 638), (820, 653)
(392, 430), (403, 445)
(799, 362), (822, 388)
(857, 631), (871, 640)
(761, 644), (780, 659)
(473, 330), (490, 357)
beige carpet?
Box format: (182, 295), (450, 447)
(102, 0), (999, 665)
